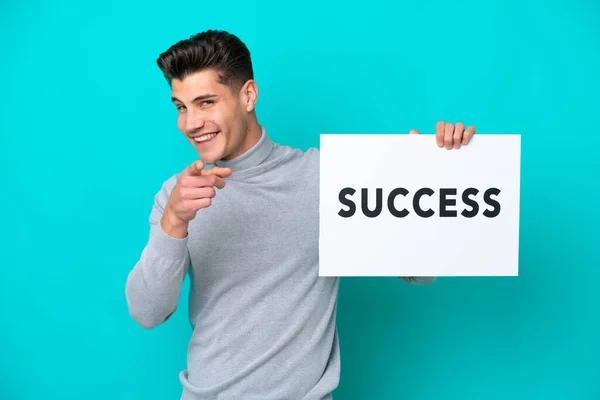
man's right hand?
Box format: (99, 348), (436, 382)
(161, 161), (232, 238)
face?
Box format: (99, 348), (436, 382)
(170, 69), (258, 164)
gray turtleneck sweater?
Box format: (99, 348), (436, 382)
(125, 128), (435, 400)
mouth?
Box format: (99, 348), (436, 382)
(191, 131), (220, 146)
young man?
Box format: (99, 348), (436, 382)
(125, 29), (476, 400)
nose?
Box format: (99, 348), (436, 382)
(185, 110), (205, 133)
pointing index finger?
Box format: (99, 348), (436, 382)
(189, 160), (204, 176)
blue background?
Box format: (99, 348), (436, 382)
(1, 0), (599, 399)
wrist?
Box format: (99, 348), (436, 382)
(161, 209), (189, 239)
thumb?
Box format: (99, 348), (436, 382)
(201, 166), (233, 179)
(409, 129), (420, 135)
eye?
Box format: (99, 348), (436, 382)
(176, 105), (186, 112)
(201, 100), (214, 106)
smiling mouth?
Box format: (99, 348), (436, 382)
(192, 131), (219, 144)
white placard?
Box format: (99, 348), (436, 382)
(319, 134), (520, 277)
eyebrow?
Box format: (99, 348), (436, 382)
(171, 94), (218, 103)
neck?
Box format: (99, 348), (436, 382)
(222, 119), (263, 161)
(216, 121), (274, 171)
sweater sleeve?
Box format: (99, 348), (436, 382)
(125, 174), (191, 329)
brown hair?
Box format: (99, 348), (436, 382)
(157, 29), (253, 92)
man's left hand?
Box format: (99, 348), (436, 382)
(409, 121), (476, 149)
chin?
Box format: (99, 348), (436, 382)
(189, 136), (225, 164)
(196, 151), (222, 165)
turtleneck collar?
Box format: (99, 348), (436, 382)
(215, 126), (273, 171)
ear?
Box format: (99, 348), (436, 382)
(240, 79), (258, 112)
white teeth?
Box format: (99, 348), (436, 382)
(193, 132), (218, 142)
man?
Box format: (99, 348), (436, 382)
(125, 29), (476, 400)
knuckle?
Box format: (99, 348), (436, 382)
(180, 188), (190, 199)
(180, 176), (191, 187)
